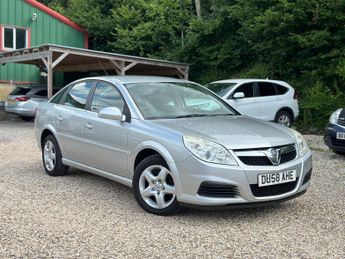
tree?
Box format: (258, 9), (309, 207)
(194, 0), (201, 18)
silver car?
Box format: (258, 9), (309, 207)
(35, 76), (312, 215)
(5, 85), (59, 120)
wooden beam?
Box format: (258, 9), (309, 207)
(109, 60), (122, 71)
(41, 57), (48, 68)
(50, 46), (188, 69)
(56, 62), (119, 72)
(98, 62), (109, 76)
(123, 62), (138, 72)
(0, 51), (50, 64)
(52, 52), (69, 69)
(176, 67), (189, 79)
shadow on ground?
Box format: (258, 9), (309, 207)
(0, 108), (22, 121)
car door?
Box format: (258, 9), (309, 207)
(226, 83), (259, 118)
(54, 80), (94, 164)
(82, 81), (129, 178)
(256, 82), (279, 121)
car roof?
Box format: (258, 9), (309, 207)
(209, 78), (288, 85)
(80, 76), (191, 84)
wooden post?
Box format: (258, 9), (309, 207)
(47, 53), (53, 98)
(120, 61), (125, 76)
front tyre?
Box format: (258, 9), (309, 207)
(133, 155), (181, 216)
(42, 135), (68, 176)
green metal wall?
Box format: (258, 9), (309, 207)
(0, 0), (85, 85)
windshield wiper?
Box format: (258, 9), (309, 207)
(174, 114), (209, 118)
(208, 113), (235, 117)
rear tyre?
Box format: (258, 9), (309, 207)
(21, 116), (33, 121)
(42, 135), (68, 176)
(133, 155), (181, 216)
(275, 110), (292, 127)
(333, 150), (345, 156)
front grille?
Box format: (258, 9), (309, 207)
(337, 119), (345, 126)
(303, 169), (312, 185)
(331, 138), (345, 147)
(280, 150), (297, 163)
(250, 177), (299, 197)
(239, 156), (271, 166)
(198, 182), (239, 198)
(237, 145), (297, 166)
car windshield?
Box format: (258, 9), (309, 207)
(125, 82), (238, 119)
(205, 83), (237, 97)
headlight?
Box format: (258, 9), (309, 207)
(329, 108), (342, 124)
(183, 136), (238, 166)
(290, 129), (309, 157)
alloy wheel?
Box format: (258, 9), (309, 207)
(139, 165), (176, 209)
(43, 140), (56, 171)
(278, 114), (291, 127)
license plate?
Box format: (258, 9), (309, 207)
(7, 100), (16, 105)
(336, 132), (345, 140)
(258, 170), (296, 187)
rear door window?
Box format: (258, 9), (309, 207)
(10, 87), (31, 96)
(275, 84), (288, 95)
(63, 81), (93, 109)
(257, 82), (276, 97)
(232, 83), (254, 98)
(35, 90), (48, 97)
(90, 82), (125, 113)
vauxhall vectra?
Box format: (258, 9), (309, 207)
(35, 76), (312, 215)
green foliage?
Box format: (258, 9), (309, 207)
(38, 0), (345, 130)
(109, 0), (192, 59)
(297, 82), (345, 131)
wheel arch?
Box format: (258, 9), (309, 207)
(40, 125), (59, 148)
(130, 141), (182, 195)
(276, 107), (294, 122)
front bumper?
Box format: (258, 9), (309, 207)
(174, 150), (312, 206)
(324, 123), (345, 152)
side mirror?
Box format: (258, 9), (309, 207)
(233, 92), (245, 99)
(98, 107), (126, 122)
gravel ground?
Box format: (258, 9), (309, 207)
(0, 121), (344, 258)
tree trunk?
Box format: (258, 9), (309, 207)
(194, 0), (201, 18)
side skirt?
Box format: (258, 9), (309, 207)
(62, 158), (132, 187)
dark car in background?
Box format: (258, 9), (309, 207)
(324, 108), (345, 155)
(5, 85), (59, 121)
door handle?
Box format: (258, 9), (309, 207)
(56, 115), (63, 121)
(84, 122), (93, 129)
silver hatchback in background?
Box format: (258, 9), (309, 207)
(5, 85), (59, 120)
(35, 76), (312, 215)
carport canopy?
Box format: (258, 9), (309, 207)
(0, 44), (189, 98)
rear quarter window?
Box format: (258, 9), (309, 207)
(34, 90), (48, 97)
(50, 87), (69, 104)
